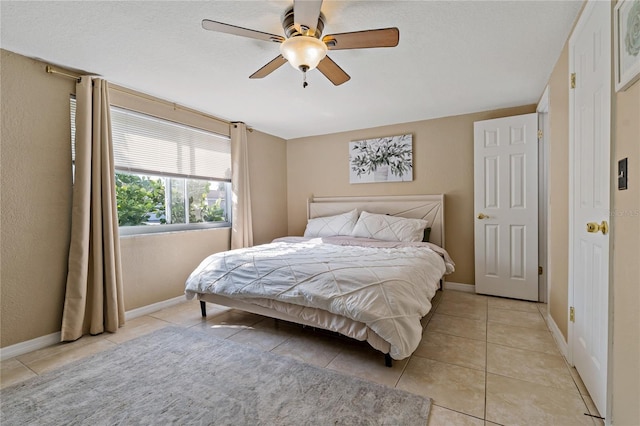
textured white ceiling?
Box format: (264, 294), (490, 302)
(1, 1), (582, 139)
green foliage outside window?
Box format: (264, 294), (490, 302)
(203, 198), (225, 222)
(115, 172), (226, 226)
(115, 173), (165, 226)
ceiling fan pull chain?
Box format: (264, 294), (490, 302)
(303, 70), (308, 88)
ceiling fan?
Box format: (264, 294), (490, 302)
(202, 0), (399, 88)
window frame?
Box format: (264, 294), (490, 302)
(116, 173), (233, 236)
(72, 85), (234, 236)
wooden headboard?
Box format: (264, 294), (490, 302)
(307, 194), (445, 248)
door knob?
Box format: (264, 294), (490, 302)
(477, 213), (489, 219)
(586, 221), (608, 235)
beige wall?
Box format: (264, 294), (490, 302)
(611, 80), (639, 425)
(120, 228), (231, 311)
(547, 43), (571, 339)
(0, 49), (288, 347)
(286, 105), (535, 286)
(1, 50), (75, 347)
(247, 129), (289, 245)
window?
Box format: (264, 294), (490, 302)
(71, 98), (232, 235)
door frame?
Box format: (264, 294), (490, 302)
(567, 0), (613, 421)
(537, 86), (550, 303)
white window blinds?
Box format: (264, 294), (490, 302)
(71, 99), (231, 182)
(111, 107), (231, 181)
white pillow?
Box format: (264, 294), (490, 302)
(351, 211), (428, 242)
(303, 209), (359, 238)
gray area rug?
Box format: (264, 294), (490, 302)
(1, 326), (431, 425)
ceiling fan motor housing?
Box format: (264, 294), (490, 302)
(282, 6), (325, 38)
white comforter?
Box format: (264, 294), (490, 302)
(185, 237), (454, 359)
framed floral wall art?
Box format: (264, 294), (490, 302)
(614, 0), (640, 92)
(349, 134), (413, 184)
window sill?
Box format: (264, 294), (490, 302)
(119, 222), (231, 237)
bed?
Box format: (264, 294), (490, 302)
(185, 194), (454, 365)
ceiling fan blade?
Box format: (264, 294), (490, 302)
(202, 19), (284, 43)
(323, 27), (399, 50)
(249, 55), (288, 79)
(316, 56), (350, 86)
(294, 0), (323, 33)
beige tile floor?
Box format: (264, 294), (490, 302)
(1, 290), (604, 425)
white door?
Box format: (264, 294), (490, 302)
(474, 113), (538, 301)
(569, 0), (611, 417)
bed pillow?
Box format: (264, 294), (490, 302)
(423, 227), (432, 242)
(303, 209), (359, 238)
(351, 211), (428, 242)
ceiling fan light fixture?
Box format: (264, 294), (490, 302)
(279, 36), (327, 71)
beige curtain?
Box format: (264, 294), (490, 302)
(230, 122), (253, 249)
(61, 77), (125, 341)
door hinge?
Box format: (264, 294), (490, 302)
(570, 73), (576, 89)
(537, 129), (543, 140)
(538, 266), (543, 275)
(570, 306), (575, 322)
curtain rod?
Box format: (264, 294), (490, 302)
(46, 64), (252, 132)
(232, 122), (254, 132)
(46, 65), (81, 82)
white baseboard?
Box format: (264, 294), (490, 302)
(1, 295), (187, 361)
(443, 281), (475, 293)
(545, 310), (569, 358)
(124, 295), (186, 321)
(0, 331), (61, 361)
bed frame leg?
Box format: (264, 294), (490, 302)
(200, 301), (207, 317)
(384, 353), (392, 368)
